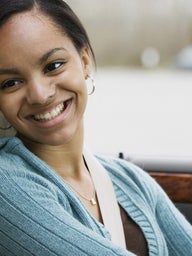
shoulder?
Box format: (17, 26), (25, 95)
(0, 136), (21, 152)
(0, 137), (58, 202)
(0, 136), (29, 170)
(95, 154), (159, 206)
(95, 153), (155, 185)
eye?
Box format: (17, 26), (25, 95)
(0, 79), (23, 90)
(44, 61), (65, 74)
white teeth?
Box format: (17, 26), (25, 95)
(34, 103), (64, 121)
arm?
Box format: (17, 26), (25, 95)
(128, 161), (192, 255)
(154, 180), (192, 256)
(0, 169), (134, 256)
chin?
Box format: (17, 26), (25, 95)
(17, 121), (83, 147)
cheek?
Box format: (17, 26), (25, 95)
(2, 109), (16, 123)
(70, 76), (88, 114)
(57, 68), (87, 95)
(0, 96), (18, 122)
(0, 99), (10, 118)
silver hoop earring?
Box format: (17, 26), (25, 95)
(87, 75), (95, 95)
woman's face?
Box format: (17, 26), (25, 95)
(0, 11), (91, 146)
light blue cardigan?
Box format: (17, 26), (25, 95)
(0, 137), (191, 256)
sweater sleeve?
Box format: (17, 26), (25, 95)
(95, 155), (192, 256)
(124, 160), (192, 256)
(154, 180), (192, 256)
(0, 168), (135, 256)
(128, 160), (192, 256)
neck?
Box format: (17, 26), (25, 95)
(18, 127), (85, 179)
(17, 128), (103, 223)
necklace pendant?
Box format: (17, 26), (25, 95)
(90, 198), (97, 205)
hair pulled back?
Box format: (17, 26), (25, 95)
(0, 0), (95, 63)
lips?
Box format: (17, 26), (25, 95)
(32, 100), (70, 122)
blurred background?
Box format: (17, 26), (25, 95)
(67, 0), (192, 157)
(69, 0), (192, 68)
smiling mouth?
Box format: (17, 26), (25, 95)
(33, 100), (70, 122)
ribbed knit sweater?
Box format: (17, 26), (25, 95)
(0, 137), (191, 256)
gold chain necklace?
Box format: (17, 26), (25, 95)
(65, 181), (97, 206)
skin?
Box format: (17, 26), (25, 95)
(0, 10), (102, 222)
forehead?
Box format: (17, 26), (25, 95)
(0, 10), (77, 65)
(1, 10), (60, 38)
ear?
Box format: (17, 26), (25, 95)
(80, 47), (93, 79)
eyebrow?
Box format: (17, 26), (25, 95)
(0, 68), (20, 75)
(38, 47), (67, 65)
(0, 47), (67, 75)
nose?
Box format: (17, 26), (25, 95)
(26, 78), (55, 105)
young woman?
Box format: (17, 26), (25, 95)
(0, 1), (191, 255)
